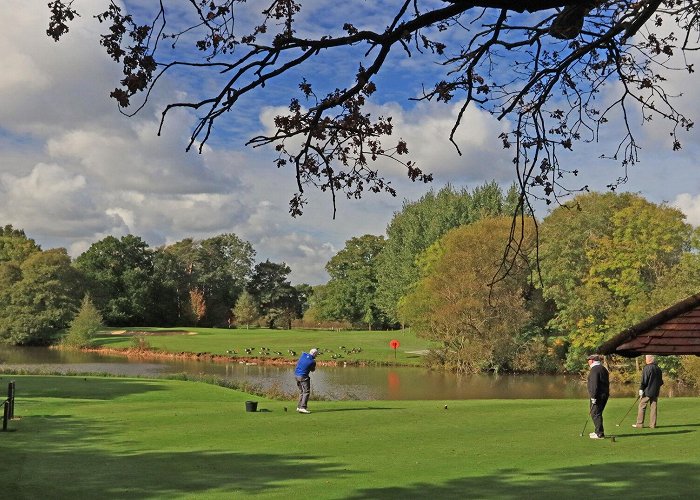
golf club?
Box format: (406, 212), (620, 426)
(579, 414), (590, 437)
(615, 395), (641, 427)
(579, 401), (594, 437)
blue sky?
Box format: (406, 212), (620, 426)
(1, 1), (700, 285)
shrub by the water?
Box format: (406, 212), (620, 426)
(62, 295), (103, 348)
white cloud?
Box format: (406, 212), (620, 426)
(2, 0), (699, 287)
(0, 1), (123, 136)
(384, 101), (513, 182)
(673, 193), (700, 226)
(45, 114), (239, 195)
(0, 162), (124, 237)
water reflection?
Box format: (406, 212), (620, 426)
(1, 345), (696, 400)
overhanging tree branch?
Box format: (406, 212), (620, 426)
(46, 0), (697, 224)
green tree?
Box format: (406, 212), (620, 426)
(645, 246), (700, 313)
(74, 235), (155, 326)
(151, 248), (189, 325)
(195, 234), (255, 325)
(319, 235), (387, 329)
(157, 234), (255, 326)
(63, 295), (104, 348)
(376, 182), (519, 323)
(0, 248), (83, 345)
(400, 217), (536, 373)
(300, 284), (328, 326)
(294, 283), (314, 317)
(0, 225), (41, 263)
(247, 260), (300, 329)
(539, 193), (693, 369)
(233, 290), (259, 329)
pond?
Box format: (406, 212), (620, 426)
(0, 345), (694, 400)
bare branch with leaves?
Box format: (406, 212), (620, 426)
(46, 1), (697, 222)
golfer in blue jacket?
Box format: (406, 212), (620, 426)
(294, 348), (318, 414)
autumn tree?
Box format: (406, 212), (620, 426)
(644, 243), (700, 314)
(400, 216), (537, 373)
(47, 1), (697, 220)
(189, 288), (207, 325)
(376, 182), (520, 323)
(539, 192), (693, 369)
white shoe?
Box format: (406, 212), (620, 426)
(589, 432), (603, 439)
(297, 408), (311, 414)
(632, 424), (643, 428)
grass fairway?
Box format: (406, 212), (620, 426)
(95, 327), (434, 366)
(1, 376), (698, 499)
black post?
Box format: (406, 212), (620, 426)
(8, 381), (15, 419)
(2, 400), (7, 431)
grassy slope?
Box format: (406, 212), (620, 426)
(94, 327), (434, 366)
(2, 375), (699, 499)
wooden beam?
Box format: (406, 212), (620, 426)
(648, 339), (700, 346)
(645, 330), (700, 338)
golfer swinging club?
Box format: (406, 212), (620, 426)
(294, 348), (318, 414)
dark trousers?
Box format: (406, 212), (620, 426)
(296, 375), (311, 409)
(591, 395), (608, 437)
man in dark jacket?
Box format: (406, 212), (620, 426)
(294, 348), (318, 414)
(587, 354), (609, 439)
(633, 354), (663, 429)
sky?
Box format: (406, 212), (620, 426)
(2, 1), (700, 285)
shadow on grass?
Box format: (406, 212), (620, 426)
(312, 407), (402, 413)
(611, 429), (695, 439)
(346, 461), (700, 499)
(9, 376), (166, 400)
(647, 423), (700, 429)
(1, 414), (354, 498)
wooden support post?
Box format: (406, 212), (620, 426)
(8, 381), (15, 419)
(2, 400), (7, 431)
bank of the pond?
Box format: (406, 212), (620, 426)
(2, 375), (700, 499)
(73, 345), (400, 368)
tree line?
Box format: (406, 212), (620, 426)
(307, 184), (700, 375)
(3, 183), (699, 379)
(0, 228), (309, 345)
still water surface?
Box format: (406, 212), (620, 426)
(0, 345), (693, 400)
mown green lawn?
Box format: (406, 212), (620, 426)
(2, 375), (699, 499)
(94, 327), (434, 366)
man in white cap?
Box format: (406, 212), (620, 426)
(294, 348), (318, 413)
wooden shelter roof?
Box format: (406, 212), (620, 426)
(598, 293), (700, 357)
